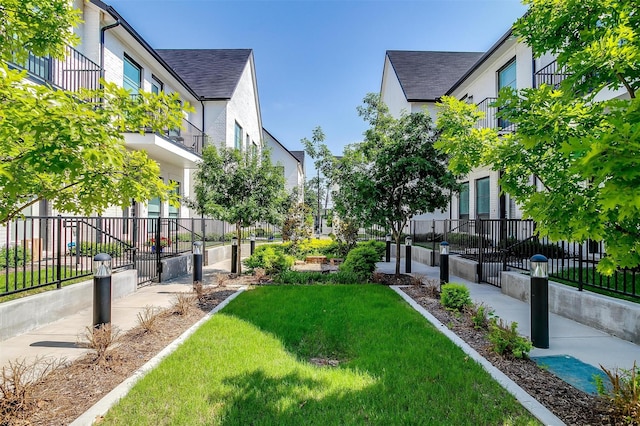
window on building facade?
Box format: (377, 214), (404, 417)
(498, 59), (516, 130)
(123, 54), (142, 94)
(234, 122), (243, 150)
(252, 141), (258, 158)
(476, 177), (490, 219)
(151, 75), (163, 94)
(459, 182), (469, 220)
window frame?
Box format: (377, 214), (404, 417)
(475, 177), (491, 219)
(123, 54), (142, 94)
(151, 74), (164, 95)
(234, 122), (243, 150)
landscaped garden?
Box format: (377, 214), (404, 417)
(101, 285), (537, 425)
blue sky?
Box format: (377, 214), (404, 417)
(107, 0), (527, 158)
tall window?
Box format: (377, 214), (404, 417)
(476, 177), (490, 219)
(245, 133), (250, 151)
(123, 55), (142, 94)
(458, 182), (469, 220)
(498, 59), (516, 130)
(168, 181), (180, 220)
(151, 75), (163, 94)
(234, 122), (243, 150)
(252, 141), (258, 158)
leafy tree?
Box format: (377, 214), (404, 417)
(190, 146), (287, 274)
(436, 0), (640, 273)
(301, 127), (335, 233)
(304, 177), (325, 223)
(334, 93), (458, 275)
(0, 0), (187, 223)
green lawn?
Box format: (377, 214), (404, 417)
(102, 285), (538, 425)
(0, 267), (90, 303)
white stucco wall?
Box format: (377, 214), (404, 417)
(224, 56), (263, 151)
(264, 132), (302, 197)
(380, 55), (412, 118)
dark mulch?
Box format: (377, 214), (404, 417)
(399, 283), (619, 426)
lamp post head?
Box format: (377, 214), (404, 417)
(231, 236), (238, 246)
(93, 253), (112, 278)
(405, 235), (412, 247)
(530, 254), (548, 278)
(193, 241), (203, 255)
(440, 241), (450, 255)
(386, 234), (392, 242)
(250, 233), (256, 242)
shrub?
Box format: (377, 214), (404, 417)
(440, 283), (472, 312)
(487, 318), (532, 359)
(282, 238), (340, 259)
(340, 244), (380, 281)
(596, 362), (640, 424)
(499, 237), (566, 259)
(243, 244), (294, 275)
(465, 302), (494, 330)
(273, 270), (364, 285)
(0, 246), (31, 268)
(175, 233), (193, 242)
(70, 242), (125, 257)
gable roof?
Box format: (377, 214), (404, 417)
(386, 50), (483, 102)
(263, 128), (304, 167)
(157, 49), (252, 100)
(290, 151), (305, 168)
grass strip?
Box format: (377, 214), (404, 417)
(103, 285), (538, 425)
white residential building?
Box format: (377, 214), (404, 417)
(263, 129), (305, 203)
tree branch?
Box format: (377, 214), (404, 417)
(616, 73), (635, 99)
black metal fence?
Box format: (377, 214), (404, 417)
(410, 219), (640, 300)
(1, 216), (282, 297)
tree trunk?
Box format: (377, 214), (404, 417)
(236, 222), (242, 275)
(395, 237), (401, 276)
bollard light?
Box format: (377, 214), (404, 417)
(250, 233), (256, 255)
(405, 235), (412, 273)
(439, 241), (450, 255)
(193, 240), (203, 255)
(440, 241), (450, 285)
(193, 241), (203, 284)
(530, 254), (549, 348)
(231, 236), (238, 274)
(530, 254), (548, 278)
(93, 253), (112, 329)
(93, 253), (112, 277)
(385, 233), (392, 262)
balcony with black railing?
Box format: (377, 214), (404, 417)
(159, 118), (212, 156)
(474, 97), (516, 133)
(12, 45), (100, 94)
(535, 60), (570, 89)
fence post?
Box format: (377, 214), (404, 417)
(431, 220), (436, 266)
(56, 215), (62, 289)
(578, 244), (583, 292)
(156, 217), (162, 283)
(477, 219), (484, 283)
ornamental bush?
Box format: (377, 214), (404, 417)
(243, 244), (294, 275)
(440, 283), (472, 312)
(340, 244), (381, 281)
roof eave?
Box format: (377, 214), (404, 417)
(90, 0), (201, 100)
(445, 27), (515, 96)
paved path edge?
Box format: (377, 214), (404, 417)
(70, 287), (247, 426)
(390, 285), (566, 426)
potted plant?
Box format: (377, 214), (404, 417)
(149, 236), (171, 253)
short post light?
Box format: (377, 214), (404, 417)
(440, 241), (450, 285)
(93, 253), (112, 329)
(385, 233), (392, 263)
(250, 233), (256, 255)
(530, 254), (549, 349)
(405, 235), (412, 274)
(193, 241), (203, 284)
(231, 236), (238, 274)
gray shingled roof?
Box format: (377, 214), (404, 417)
(290, 151), (305, 168)
(386, 51), (483, 101)
(157, 49), (252, 100)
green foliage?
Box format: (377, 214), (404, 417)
(282, 238), (339, 259)
(487, 318), (532, 359)
(440, 283), (472, 312)
(340, 244), (381, 281)
(596, 362), (640, 424)
(465, 303), (494, 330)
(281, 201), (314, 247)
(191, 146), (288, 274)
(334, 93), (459, 275)
(436, 1), (640, 274)
(0, 246), (31, 268)
(273, 270), (364, 285)
(243, 244), (294, 275)
(500, 237), (566, 259)
(70, 242), (125, 257)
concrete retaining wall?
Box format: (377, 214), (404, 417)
(502, 271), (640, 344)
(204, 244), (251, 266)
(0, 270), (137, 341)
(390, 245), (477, 282)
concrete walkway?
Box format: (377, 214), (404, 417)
(377, 258), (639, 371)
(0, 260), (237, 371)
